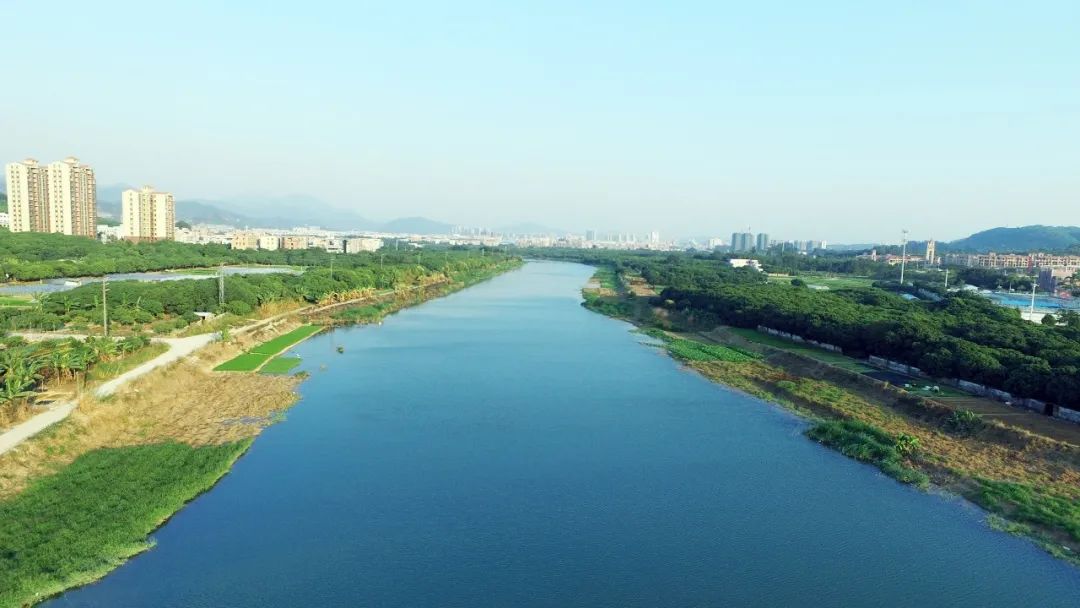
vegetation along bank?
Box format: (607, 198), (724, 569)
(562, 249), (1080, 568)
(0, 239), (521, 608)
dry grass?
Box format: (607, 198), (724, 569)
(0, 331), (303, 498)
(687, 357), (1080, 554)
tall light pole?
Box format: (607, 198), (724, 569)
(899, 229), (909, 285)
(943, 268), (949, 290)
(1029, 279), (1037, 319)
(218, 264), (225, 309)
(101, 277), (109, 337)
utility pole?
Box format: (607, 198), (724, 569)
(218, 264), (225, 308)
(329, 256), (334, 280)
(101, 277), (109, 337)
(1029, 280), (1037, 318)
(943, 268), (949, 290)
(899, 229), (909, 285)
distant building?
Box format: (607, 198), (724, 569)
(5, 156), (96, 237)
(230, 232), (260, 250)
(755, 233), (770, 251)
(45, 157), (97, 238)
(945, 252), (1080, 273)
(585, 229), (597, 241)
(648, 231), (660, 245)
(5, 159), (48, 233)
(728, 258), (763, 271)
(730, 232), (754, 252)
(122, 186), (175, 242)
(345, 237), (383, 253)
(257, 235), (281, 251)
(925, 239), (937, 264)
(1038, 267), (1072, 292)
(282, 235), (310, 250)
(0, 212), (8, 228)
(707, 237), (725, 250)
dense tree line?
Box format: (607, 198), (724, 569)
(0, 243), (514, 331)
(659, 278), (1080, 407)
(533, 248), (1080, 408)
(0, 231), (503, 282)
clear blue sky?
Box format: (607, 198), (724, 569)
(2, 1), (1078, 242)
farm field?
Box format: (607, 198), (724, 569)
(214, 325), (323, 372)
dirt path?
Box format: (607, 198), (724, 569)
(0, 335), (223, 456)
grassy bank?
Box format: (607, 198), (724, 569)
(214, 324), (323, 372)
(0, 441), (252, 608)
(0, 256), (526, 606)
(582, 266), (1080, 566)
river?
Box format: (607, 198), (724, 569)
(46, 261), (1080, 607)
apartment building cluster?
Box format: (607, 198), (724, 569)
(944, 251), (1080, 272)
(5, 157), (97, 238)
(5, 157), (176, 242)
(230, 232), (384, 254)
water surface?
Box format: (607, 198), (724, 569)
(48, 262), (1080, 607)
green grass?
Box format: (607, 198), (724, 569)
(581, 292), (633, 318)
(0, 296), (32, 307)
(593, 267), (620, 290)
(974, 479), (1080, 543)
(727, 327), (874, 371)
(261, 356), (302, 375)
(332, 303), (390, 323)
(767, 274), (876, 290)
(806, 419), (928, 487)
(0, 441), (252, 608)
(640, 329), (759, 363)
(214, 352), (269, 372)
(214, 324), (323, 372)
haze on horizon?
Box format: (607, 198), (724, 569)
(2, 1), (1077, 243)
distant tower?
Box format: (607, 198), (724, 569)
(925, 239), (936, 264)
(755, 233), (770, 251)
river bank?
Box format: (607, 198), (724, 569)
(581, 268), (1080, 568)
(0, 258), (522, 608)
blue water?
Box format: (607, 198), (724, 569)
(47, 262), (1080, 607)
(985, 291), (1080, 312)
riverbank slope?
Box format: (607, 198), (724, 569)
(0, 258), (522, 608)
(581, 267), (1080, 567)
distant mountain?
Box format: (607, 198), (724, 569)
(381, 216), (454, 235)
(89, 185), (464, 235)
(828, 243), (880, 252)
(946, 225), (1080, 253)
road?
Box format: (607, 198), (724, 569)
(0, 334), (218, 456)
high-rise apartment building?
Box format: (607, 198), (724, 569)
(46, 157), (97, 238)
(730, 232), (754, 252)
(122, 186), (175, 242)
(4, 159), (48, 232)
(4, 157), (96, 237)
(755, 233), (770, 251)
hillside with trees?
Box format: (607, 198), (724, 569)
(947, 225), (1080, 252)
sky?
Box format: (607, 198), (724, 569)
(2, 1), (1078, 243)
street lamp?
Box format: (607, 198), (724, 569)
(899, 229), (909, 285)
